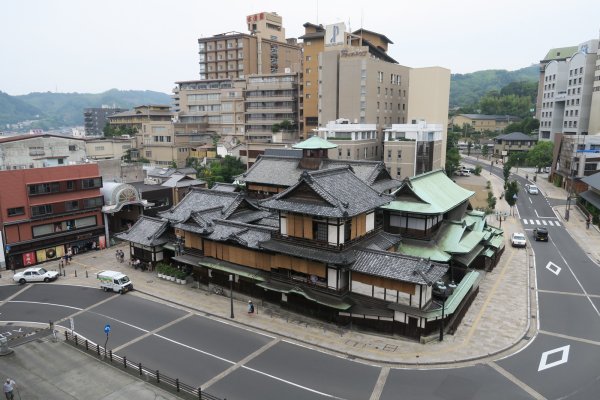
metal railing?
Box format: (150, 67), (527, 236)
(64, 331), (222, 400)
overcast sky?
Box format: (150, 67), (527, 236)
(2, 0), (599, 95)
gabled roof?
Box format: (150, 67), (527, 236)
(158, 188), (240, 223)
(581, 171), (600, 189)
(161, 174), (205, 188)
(211, 183), (240, 192)
(115, 216), (169, 246)
(494, 132), (537, 141)
(352, 249), (447, 285)
(542, 46), (578, 62)
(292, 136), (337, 150)
(435, 220), (486, 254)
(260, 167), (393, 218)
(239, 155), (398, 193)
(205, 219), (276, 249)
(382, 170), (474, 214)
(352, 28), (393, 44)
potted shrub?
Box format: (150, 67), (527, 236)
(176, 270), (186, 284)
(157, 264), (165, 279)
(169, 267), (177, 282)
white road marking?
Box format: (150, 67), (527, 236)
(546, 262), (562, 276)
(538, 345), (570, 371)
(542, 220), (547, 226)
(555, 221), (561, 227)
(9, 300), (82, 311)
(536, 220), (541, 225)
(523, 220), (529, 225)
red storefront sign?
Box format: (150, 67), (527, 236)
(22, 252), (36, 266)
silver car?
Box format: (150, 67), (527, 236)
(13, 267), (60, 284)
(511, 232), (527, 248)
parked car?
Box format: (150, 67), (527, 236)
(13, 267), (59, 284)
(525, 184), (539, 195)
(533, 227), (549, 242)
(511, 232), (527, 248)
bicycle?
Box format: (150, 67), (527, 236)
(212, 285), (224, 295)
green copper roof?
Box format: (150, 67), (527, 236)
(397, 239), (451, 263)
(437, 222), (485, 254)
(543, 46), (578, 61)
(292, 136), (337, 150)
(382, 170), (474, 214)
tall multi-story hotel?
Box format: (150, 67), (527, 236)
(197, 12), (301, 80)
(308, 23), (450, 165)
(84, 106), (127, 136)
(588, 33), (600, 135)
(314, 119), (380, 161)
(538, 39), (599, 141)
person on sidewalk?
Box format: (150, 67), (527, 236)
(3, 378), (15, 400)
(586, 217), (591, 230)
(247, 300), (255, 314)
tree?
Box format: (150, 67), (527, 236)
(197, 155), (246, 188)
(503, 164), (511, 188)
(505, 180), (519, 207)
(526, 141), (554, 172)
(445, 130), (461, 177)
(481, 144), (489, 158)
(486, 191), (497, 211)
(507, 152), (528, 169)
(467, 141), (472, 156)
(474, 165), (482, 176)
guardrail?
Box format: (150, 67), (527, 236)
(64, 331), (223, 400)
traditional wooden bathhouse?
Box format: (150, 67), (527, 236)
(381, 170), (505, 271)
(238, 136), (401, 197)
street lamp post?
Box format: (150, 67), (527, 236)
(435, 283), (452, 342)
(229, 274), (234, 319)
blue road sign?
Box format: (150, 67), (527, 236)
(104, 324), (111, 335)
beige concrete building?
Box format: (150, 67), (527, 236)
(451, 114), (521, 133)
(173, 78), (246, 140)
(85, 137), (135, 160)
(406, 67), (451, 165)
(535, 46), (578, 121)
(107, 105), (172, 132)
(245, 72), (302, 142)
(299, 23), (398, 139)
(383, 120), (444, 180)
(314, 119), (380, 161)
(198, 12), (301, 81)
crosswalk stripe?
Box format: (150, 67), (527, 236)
(542, 220), (547, 225)
(523, 220), (529, 224)
(536, 220), (541, 225)
(547, 221), (554, 226)
(555, 221), (560, 227)
(530, 219), (535, 224)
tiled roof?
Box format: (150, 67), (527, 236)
(382, 170), (474, 214)
(259, 239), (355, 265)
(494, 132), (537, 142)
(206, 220), (276, 249)
(260, 167), (393, 217)
(158, 188), (240, 223)
(357, 231), (402, 251)
(352, 249), (448, 285)
(211, 183), (239, 192)
(240, 155), (398, 193)
(582, 171), (600, 189)
(161, 174), (205, 188)
(115, 216), (169, 246)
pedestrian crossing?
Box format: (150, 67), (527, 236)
(521, 219), (561, 227)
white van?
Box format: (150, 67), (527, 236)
(97, 270), (133, 294)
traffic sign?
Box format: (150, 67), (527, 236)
(104, 324), (111, 335)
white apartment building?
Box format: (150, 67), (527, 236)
(539, 39), (599, 141)
(383, 120), (444, 180)
(314, 119), (380, 161)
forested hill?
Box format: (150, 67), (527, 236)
(0, 89), (171, 128)
(450, 65), (538, 108)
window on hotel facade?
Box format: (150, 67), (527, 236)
(7, 207), (24, 217)
(28, 182), (60, 195)
(83, 197), (103, 209)
(31, 204), (52, 217)
(313, 219), (328, 242)
(81, 178), (102, 189)
(65, 200), (79, 211)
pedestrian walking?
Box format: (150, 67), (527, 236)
(586, 217), (591, 230)
(247, 300), (255, 314)
(3, 378), (15, 400)
(67, 247), (73, 263)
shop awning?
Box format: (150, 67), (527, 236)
(257, 281), (352, 310)
(162, 243), (176, 251)
(198, 260), (267, 282)
(172, 254), (203, 267)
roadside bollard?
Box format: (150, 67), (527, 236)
(74, 270), (77, 277)
(86, 270), (88, 278)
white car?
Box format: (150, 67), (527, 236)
(511, 232), (527, 248)
(13, 267), (60, 284)
(526, 184), (539, 195)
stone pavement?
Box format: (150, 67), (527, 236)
(1, 162), (599, 397)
